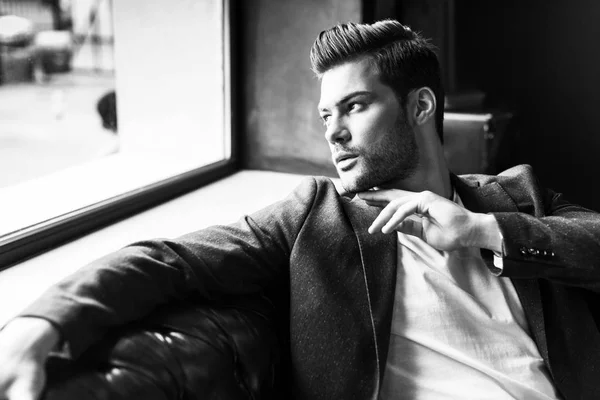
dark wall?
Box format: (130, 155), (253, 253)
(239, 0), (361, 177)
(453, 0), (600, 210)
(238, 0), (600, 210)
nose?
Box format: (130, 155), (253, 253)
(324, 115), (351, 144)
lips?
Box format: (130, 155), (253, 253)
(334, 153), (358, 165)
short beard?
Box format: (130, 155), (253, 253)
(339, 116), (419, 193)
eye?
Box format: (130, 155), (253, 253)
(320, 114), (331, 126)
(347, 102), (364, 112)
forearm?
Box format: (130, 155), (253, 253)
(465, 210), (600, 290)
(492, 211), (600, 282)
(16, 231), (277, 359)
(14, 202), (303, 358)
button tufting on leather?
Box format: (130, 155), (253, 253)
(43, 297), (279, 399)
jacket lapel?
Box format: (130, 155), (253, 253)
(341, 194), (397, 392)
(452, 174), (551, 376)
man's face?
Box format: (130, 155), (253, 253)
(318, 58), (419, 193)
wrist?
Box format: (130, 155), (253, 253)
(467, 213), (503, 253)
(2, 317), (60, 360)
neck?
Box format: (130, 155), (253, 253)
(379, 134), (452, 198)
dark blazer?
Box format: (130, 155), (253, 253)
(21, 165), (600, 400)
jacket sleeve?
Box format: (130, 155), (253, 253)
(16, 177), (319, 359)
(493, 188), (600, 292)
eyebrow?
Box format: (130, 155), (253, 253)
(318, 91), (373, 113)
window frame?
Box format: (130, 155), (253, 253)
(0, 0), (241, 270)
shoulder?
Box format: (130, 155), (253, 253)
(293, 176), (343, 198)
(456, 164), (552, 216)
(270, 176), (343, 216)
(458, 164), (539, 189)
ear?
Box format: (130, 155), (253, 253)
(409, 87), (436, 126)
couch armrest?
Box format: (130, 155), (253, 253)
(41, 295), (279, 400)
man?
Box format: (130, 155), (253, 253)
(1, 19), (600, 399)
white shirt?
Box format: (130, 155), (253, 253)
(379, 194), (561, 400)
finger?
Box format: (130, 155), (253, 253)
(362, 199), (388, 208)
(381, 201), (421, 234)
(360, 192), (415, 210)
(394, 216), (424, 238)
(368, 202), (402, 233)
(357, 189), (416, 202)
(369, 199), (419, 234)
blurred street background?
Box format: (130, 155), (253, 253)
(0, 0), (117, 188)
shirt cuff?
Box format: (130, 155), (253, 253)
(50, 336), (73, 359)
(491, 252), (504, 276)
(490, 226), (504, 276)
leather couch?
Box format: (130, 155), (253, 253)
(41, 294), (280, 400)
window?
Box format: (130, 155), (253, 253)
(0, 0), (118, 198)
(0, 0), (234, 268)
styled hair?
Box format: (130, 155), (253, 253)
(310, 19), (444, 142)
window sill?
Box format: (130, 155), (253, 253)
(0, 170), (307, 326)
(0, 149), (231, 268)
(0, 151), (224, 238)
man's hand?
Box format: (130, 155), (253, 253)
(357, 189), (502, 253)
(0, 318), (60, 400)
